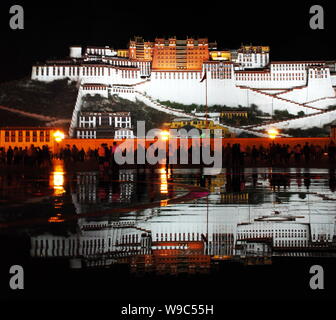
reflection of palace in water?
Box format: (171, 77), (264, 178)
(30, 167), (336, 274)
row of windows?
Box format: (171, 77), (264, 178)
(34, 237), (113, 253)
(156, 59), (203, 63)
(154, 72), (201, 79)
(274, 240), (308, 247)
(4, 130), (50, 143)
(106, 59), (135, 67)
(36, 66), (140, 79)
(79, 122), (131, 129)
(239, 54), (268, 63)
(86, 48), (109, 55)
(240, 228), (307, 233)
(205, 65), (232, 71)
(155, 46), (207, 50)
(83, 86), (107, 91)
(309, 70), (329, 78)
(272, 63), (321, 71)
(210, 71), (232, 80)
(312, 234), (331, 240)
(120, 70), (139, 78)
(156, 53), (207, 57)
(76, 130), (96, 139)
(115, 130), (134, 138)
(79, 116), (131, 122)
(155, 233), (202, 241)
(112, 87), (134, 93)
(236, 73), (305, 81)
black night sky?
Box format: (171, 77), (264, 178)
(0, 0), (335, 82)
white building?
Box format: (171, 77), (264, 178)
(31, 44), (336, 136)
(234, 45), (270, 69)
(76, 111), (134, 139)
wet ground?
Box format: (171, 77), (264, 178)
(1, 161), (336, 302)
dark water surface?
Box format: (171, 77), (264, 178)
(1, 162), (336, 302)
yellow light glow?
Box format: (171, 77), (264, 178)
(160, 167), (168, 194)
(53, 130), (65, 142)
(267, 128), (279, 139)
(160, 130), (170, 141)
(160, 199), (168, 207)
(48, 216), (65, 223)
(51, 163), (65, 195)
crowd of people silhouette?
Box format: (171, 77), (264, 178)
(1, 141), (336, 168)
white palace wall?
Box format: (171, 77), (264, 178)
(141, 72), (241, 106)
(235, 72), (307, 89)
(239, 89), (317, 115)
(32, 65), (142, 85)
(277, 68), (334, 103)
(31, 60), (336, 116)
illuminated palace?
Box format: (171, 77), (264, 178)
(30, 37), (336, 137)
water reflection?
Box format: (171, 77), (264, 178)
(51, 161), (65, 196)
(2, 166), (336, 275)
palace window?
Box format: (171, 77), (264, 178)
(11, 131), (15, 142)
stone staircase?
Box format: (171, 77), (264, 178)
(238, 86), (323, 114)
(246, 107), (336, 131)
(134, 90), (273, 137)
(237, 86), (336, 131)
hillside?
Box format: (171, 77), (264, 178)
(0, 78), (78, 130)
(0, 79), (176, 133)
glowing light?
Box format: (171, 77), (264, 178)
(160, 199), (168, 207)
(267, 128), (279, 139)
(160, 130), (170, 141)
(160, 167), (168, 194)
(51, 163), (65, 195)
(48, 216), (65, 223)
(53, 130), (65, 142)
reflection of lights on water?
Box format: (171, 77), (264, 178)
(51, 163), (65, 195)
(49, 162), (66, 222)
(212, 255), (232, 260)
(160, 167), (168, 194)
(160, 199), (168, 207)
(48, 216), (65, 223)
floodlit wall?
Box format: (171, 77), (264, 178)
(252, 109), (336, 131)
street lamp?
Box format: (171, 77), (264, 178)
(160, 130), (170, 141)
(53, 130), (65, 142)
(267, 128), (279, 139)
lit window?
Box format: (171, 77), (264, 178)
(11, 131), (15, 142)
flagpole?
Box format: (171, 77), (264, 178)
(205, 70), (208, 130)
(200, 68), (208, 130)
